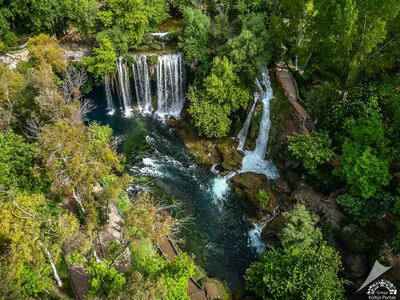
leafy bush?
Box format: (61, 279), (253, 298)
(257, 189), (270, 209)
(288, 131), (334, 174)
(86, 259), (126, 297)
(336, 193), (394, 225)
(188, 57), (250, 138)
(281, 204), (323, 250)
(163, 253), (195, 300)
(245, 245), (346, 300)
(83, 37), (117, 81)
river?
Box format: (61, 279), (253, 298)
(87, 86), (261, 290)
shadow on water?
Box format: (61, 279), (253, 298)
(86, 85), (259, 290)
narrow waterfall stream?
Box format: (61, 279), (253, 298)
(237, 97), (257, 151)
(104, 72), (115, 115)
(240, 69), (278, 179)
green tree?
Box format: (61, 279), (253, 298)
(100, 0), (168, 48)
(0, 192), (79, 293)
(336, 113), (390, 199)
(163, 253), (195, 300)
(0, 130), (45, 192)
(179, 8), (211, 70)
(0, 66), (31, 130)
(188, 57), (250, 138)
(227, 13), (271, 83)
(336, 193), (394, 225)
(37, 120), (121, 214)
(83, 36), (117, 82)
(96, 27), (128, 55)
(87, 259), (126, 297)
(288, 131), (334, 174)
(27, 34), (66, 73)
(245, 245), (346, 300)
(281, 204), (323, 250)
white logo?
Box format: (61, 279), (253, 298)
(367, 279), (397, 300)
(357, 260), (397, 300)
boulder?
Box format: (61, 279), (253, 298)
(291, 185), (348, 231)
(344, 254), (368, 279)
(231, 173), (276, 213)
(216, 138), (243, 171)
(203, 278), (231, 300)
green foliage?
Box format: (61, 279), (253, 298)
(179, 8), (211, 70)
(96, 27), (129, 55)
(288, 131), (334, 174)
(281, 204), (323, 250)
(18, 264), (51, 297)
(0, 130), (46, 192)
(245, 245), (345, 300)
(271, 0), (400, 86)
(336, 113), (390, 199)
(188, 56), (251, 138)
(226, 13), (271, 83)
(163, 253), (195, 300)
(83, 37), (117, 81)
(86, 259), (126, 297)
(336, 193), (394, 225)
(101, 0), (169, 48)
(257, 189), (270, 210)
(27, 34), (66, 73)
(0, 66), (32, 130)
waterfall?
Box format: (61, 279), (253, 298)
(156, 53), (185, 119)
(237, 97), (258, 151)
(132, 54), (152, 114)
(211, 172), (236, 203)
(104, 73), (115, 115)
(240, 68), (278, 179)
(116, 57), (133, 117)
(248, 204), (280, 254)
(248, 221), (267, 254)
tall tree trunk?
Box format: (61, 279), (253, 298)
(41, 243), (63, 288)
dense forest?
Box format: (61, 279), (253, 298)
(0, 0), (400, 299)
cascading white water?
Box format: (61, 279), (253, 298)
(248, 204), (280, 255)
(156, 53), (185, 119)
(240, 68), (278, 179)
(237, 97), (258, 151)
(116, 57), (133, 117)
(248, 221), (267, 254)
(211, 172), (236, 202)
(104, 73), (115, 115)
(132, 54), (152, 114)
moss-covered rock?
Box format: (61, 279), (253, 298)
(231, 173), (277, 214)
(216, 139), (243, 172)
(203, 278), (232, 300)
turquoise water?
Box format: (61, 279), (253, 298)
(87, 86), (259, 290)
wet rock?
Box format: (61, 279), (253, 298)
(177, 123), (221, 167)
(340, 224), (373, 253)
(344, 254), (368, 279)
(291, 184), (348, 231)
(275, 177), (291, 194)
(231, 173), (276, 213)
(216, 138), (243, 172)
(203, 278), (232, 300)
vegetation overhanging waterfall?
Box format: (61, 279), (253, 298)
(105, 52), (185, 119)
